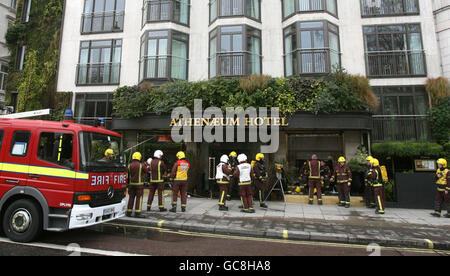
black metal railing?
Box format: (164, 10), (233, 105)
(366, 50), (425, 77)
(140, 56), (188, 80)
(210, 52), (261, 77)
(361, 0), (419, 17)
(76, 63), (121, 85)
(81, 11), (124, 33)
(144, 0), (189, 24)
(372, 115), (431, 142)
(285, 48), (340, 75)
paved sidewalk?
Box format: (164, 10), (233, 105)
(118, 195), (450, 250)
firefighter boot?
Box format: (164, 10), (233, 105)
(159, 207), (167, 212)
(345, 203), (350, 208)
(219, 205), (229, 211)
(308, 199), (313, 205)
(134, 212), (145, 218)
(181, 206), (186, 212)
(248, 208), (256, 213)
(318, 199), (323, 206)
(431, 211), (441, 218)
(260, 202), (268, 208)
(126, 211), (132, 217)
(445, 213), (450, 218)
(169, 205), (177, 213)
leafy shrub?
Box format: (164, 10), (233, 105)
(426, 77), (450, 106)
(427, 96), (450, 144)
(372, 142), (445, 158)
(348, 146), (370, 173)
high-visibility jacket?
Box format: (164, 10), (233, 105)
(234, 162), (252, 185)
(128, 160), (148, 186)
(307, 160), (321, 179)
(216, 162), (233, 184)
(150, 158), (167, 183)
(333, 165), (352, 184)
(171, 159), (190, 181)
(436, 168), (449, 191)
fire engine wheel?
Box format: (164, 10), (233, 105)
(2, 199), (43, 243)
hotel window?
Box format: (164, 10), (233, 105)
(282, 0), (337, 19)
(77, 40), (122, 85)
(15, 45), (26, 71)
(74, 93), (114, 129)
(209, 0), (260, 23)
(361, 0), (419, 17)
(372, 86), (430, 142)
(142, 0), (190, 26)
(364, 24), (425, 78)
(284, 21), (340, 76)
(81, 0), (125, 34)
(139, 30), (189, 83)
(0, 64), (7, 92)
(21, 0), (31, 22)
(209, 25), (261, 78)
(11, 0), (18, 9)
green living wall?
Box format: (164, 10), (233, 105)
(5, 0), (70, 119)
(113, 71), (377, 119)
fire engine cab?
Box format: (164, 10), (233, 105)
(0, 110), (127, 242)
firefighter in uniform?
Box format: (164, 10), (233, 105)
(170, 151), (191, 213)
(147, 150), (168, 212)
(234, 154), (255, 213)
(126, 152), (148, 218)
(331, 157), (352, 208)
(216, 155), (233, 211)
(227, 151), (239, 201)
(431, 158), (450, 218)
(364, 156), (376, 208)
(368, 158), (385, 215)
(303, 154), (323, 205)
(253, 153), (269, 208)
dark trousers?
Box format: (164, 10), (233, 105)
(435, 190), (450, 213)
(254, 179), (266, 204)
(148, 182), (165, 209)
(308, 179), (322, 201)
(239, 184), (254, 210)
(127, 185), (144, 213)
(374, 186), (385, 213)
(365, 184), (375, 207)
(336, 183), (350, 204)
(218, 183), (229, 206)
(172, 181), (188, 207)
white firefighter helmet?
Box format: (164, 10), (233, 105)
(147, 158), (153, 164)
(220, 155), (229, 164)
(153, 150), (164, 159)
(237, 154), (247, 163)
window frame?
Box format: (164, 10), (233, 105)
(76, 39), (123, 86)
(36, 131), (75, 169)
(141, 0), (191, 27)
(373, 86), (430, 116)
(360, 0), (420, 18)
(81, 0), (126, 35)
(283, 20), (341, 77)
(209, 0), (261, 24)
(10, 131), (31, 158)
(282, 0), (338, 20)
(208, 24), (262, 78)
(363, 23), (426, 78)
(139, 29), (189, 84)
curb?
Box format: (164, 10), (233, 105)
(113, 217), (450, 251)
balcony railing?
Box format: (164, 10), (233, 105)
(361, 0), (419, 17)
(210, 52), (261, 77)
(140, 55), (188, 80)
(372, 115), (431, 142)
(76, 63), (121, 85)
(81, 11), (124, 33)
(285, 48), (340, 76)
(366, 50), (425, 78)
(144, 0), (189, 24)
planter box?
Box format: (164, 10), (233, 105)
(395, 172), (436, 209)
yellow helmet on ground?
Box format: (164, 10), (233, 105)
(338, 156), (346, 163)
(105, 148), (114, 157)
(366, 156), (373, 162)
(295, 186), (301, 193)
(437, 158), (447, 168)
(176, 151), (186, 160)
(371, 158), (380, 167)
(256, 153), (265, 161)
(132, 152), (142, 161)
(229, 151), (237, 158)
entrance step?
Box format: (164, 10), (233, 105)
(285, 195), (365, 206)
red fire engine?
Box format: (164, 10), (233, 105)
(0, 110), (127, 242)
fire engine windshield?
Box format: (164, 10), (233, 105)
(79, 132), (125, 172)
